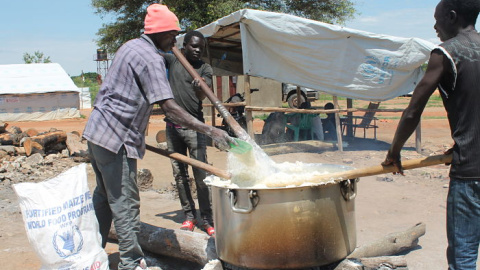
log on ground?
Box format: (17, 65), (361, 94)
(0, 133), (27, 146)
(348, 222), (426, 259)
(109, 222), (216, 265)
(66, 132), (88, 157)
(25, 128), (39, 137)
(23, 131), (67, 156)
(0, 122), (7, 134)
(23, 139), (44, 156)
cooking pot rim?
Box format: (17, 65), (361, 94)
(206, 178), (358, 190)
(206, 163), (357, 190)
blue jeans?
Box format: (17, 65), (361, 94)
(447, 178), (480, 270)
(88, 141), (143, 270)
(166, 125), (213, 225)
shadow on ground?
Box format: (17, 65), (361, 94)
(155, 209), (185, 224)
(343, 137), (416, 152)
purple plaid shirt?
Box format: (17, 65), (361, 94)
(83, 35), (173, 159)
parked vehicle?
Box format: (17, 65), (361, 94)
(282, 83), (319, 108)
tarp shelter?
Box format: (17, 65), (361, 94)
(0, 63), (80, 121)
(176, 9), (437, 101)
(79, 87), (92, 109)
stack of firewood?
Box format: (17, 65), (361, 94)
(0, 121), (88, 158)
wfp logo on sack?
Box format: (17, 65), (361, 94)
(360, 55), (397, 85)
(53, 225), (83, 258)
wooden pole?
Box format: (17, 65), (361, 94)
(264, 154), (452, 187)
(346, 98), (353, 137)
(146, 144), (231, 179)
(244, 75), (254, 138)
(416, 121), (422, 153)
(243, 106), (402, 113)
(171, 47), (250, 141)
(315, 154), (451, 183)
(211, 76), (217, 128)
(333, 96), (343, 151)
(296, 86), (302, 108)
(207, 40), (216, 129)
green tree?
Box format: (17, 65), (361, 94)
(71, 72), (101, 105)
(92, 0), (356, 53)
(23, 51), (52, 64)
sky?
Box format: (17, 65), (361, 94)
(1, 0), (479, 77)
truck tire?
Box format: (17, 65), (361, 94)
(287, 93), (306, 108)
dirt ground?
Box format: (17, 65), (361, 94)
(2, 96), (475, 270)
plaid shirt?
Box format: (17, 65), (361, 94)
(83, 35), (173, 159)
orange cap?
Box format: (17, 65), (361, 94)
(144, 4), (181, 34)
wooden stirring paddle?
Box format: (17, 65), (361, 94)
(312, 153), (452, 183)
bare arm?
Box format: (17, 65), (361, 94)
(158, 98), (235, 150)
(383, 51), (447, 173)
(193, 65), (213, 100)
(193, 78), (208, 100)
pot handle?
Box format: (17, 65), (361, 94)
(340, 179), (357, 201)
(227, 189), (258, 214)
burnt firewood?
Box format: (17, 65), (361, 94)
(23, 139), (44, 156)
(0, 122), (7, 134)
(25, 128), (39, 137)
(23, 131), (67, 156)
(6, 125), (22, 134)
(0, 132), (27, 146)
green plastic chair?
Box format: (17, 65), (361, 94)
(285, 113), (316, 141)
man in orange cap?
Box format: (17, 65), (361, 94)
(83, 4), (234, 270)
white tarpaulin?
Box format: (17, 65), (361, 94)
(178, 9), (437, 101)
(0, 63), (80, 121)
(79, 87), (92, 109)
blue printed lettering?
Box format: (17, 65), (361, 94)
(27, 220), (46, 229)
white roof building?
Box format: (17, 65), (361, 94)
(0, 63), (81, 121)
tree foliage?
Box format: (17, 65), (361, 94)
(92, 0), (356, 53)
(71, 72), (101, 104)
(23, 51), (52, 64)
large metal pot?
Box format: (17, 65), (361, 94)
(208, 164), (358, 269)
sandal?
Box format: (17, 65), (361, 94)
(180, 220), (197, 231)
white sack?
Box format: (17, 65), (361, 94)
(13, 163), (109, 270)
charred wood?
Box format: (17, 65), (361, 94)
(6, 126), (22, 134)
(0, 132), (27, 146)
(23, 131), (67, 156)
(0, 122), (7, 134)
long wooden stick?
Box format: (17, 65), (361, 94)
(171, 47), (250, 141)
(146, 144), (231, 179)
(314, 154), (452, 182)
